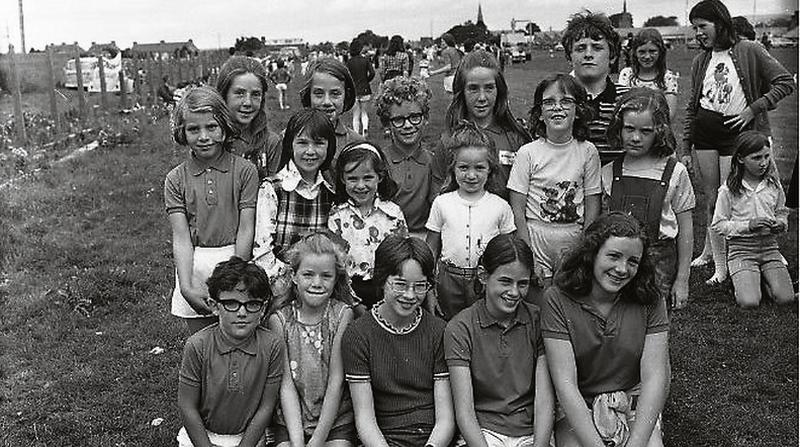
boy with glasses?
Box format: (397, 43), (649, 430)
(177, 257), (284, 447)
(375, 76), (436, 239)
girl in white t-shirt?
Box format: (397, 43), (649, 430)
(426, 123), (516, 320)
(684, 0), (794, 285)
(508, 74), (601, 293)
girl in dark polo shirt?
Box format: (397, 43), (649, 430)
(542, 212), (669, 447)
(445, 234), (554, 446)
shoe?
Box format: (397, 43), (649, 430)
(691, 255), (712, 268)
(705, 273), (728, 286)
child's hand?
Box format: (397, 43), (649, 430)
(671, 281), (689, 310)
(748, 217), (773, 232)
(770, 220), (787, 233)
(183, 287), (212, 315)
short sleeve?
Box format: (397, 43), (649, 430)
(506, 145), (532, 194)
(425, 196), (445, 232)
(328, 207), (345, 235)
(238, 161), (259, 210)
(265, 334), (285, 384)
(254, 182), (279, 259)
(664, 70), (679, 95)
(265, 132), (283, 177)
(669, 162), (696, 214)
(342, 323), (371, 382)
(499, 200), (516, 233)
(600, 161), (614, 203)
(541, 287), (571, 340)
(583, 143), (602, 196)
(432, 322), (449, 379)
(645, 296), (669, 334)
(444, 317), (473, 367)
(164, 165), (186, 215)
(178, 337), (203, 388)
(392, 208), (409, 237)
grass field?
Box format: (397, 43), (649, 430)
(0, 47), (797, 446)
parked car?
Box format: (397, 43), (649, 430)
(511, 47), (526, 63)
(770, 37), (797, 48)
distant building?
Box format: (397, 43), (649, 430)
(611, 0), (634, 28)
(48, 42), (85, 55)
(87, 41), (121, 57)
(614, 26), (693, 45)
(131, 40), (199, 59)
(260, 37), (305, 57)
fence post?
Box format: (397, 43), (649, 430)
(146, 57), (156, 106)
(7, 44), (27, 146)
(74, 50), (86, 120)
(97, 55), (108, 110)
(119, 69), (128, 110)
(46, 45), (61, 133)
(177, 58), (184, 83)
(157, 52), (164, 86)
(132, 56), (141, 103)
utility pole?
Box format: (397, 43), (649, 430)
(18, 0), (25, 53)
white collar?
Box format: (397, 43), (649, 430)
(276, 160), (333, 194)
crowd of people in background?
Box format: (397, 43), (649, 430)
(163, 1), (797, 446)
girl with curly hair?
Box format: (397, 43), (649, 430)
(543, 212), (669, 447)
(374, 76), (435, 238)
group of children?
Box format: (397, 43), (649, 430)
(164, 1), (795, 446)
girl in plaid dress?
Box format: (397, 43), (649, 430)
(254, 110), (337, 263)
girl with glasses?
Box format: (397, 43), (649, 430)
(342, 235), (455, 447)
(508, 74), (601, 299)
(375, 76), (436, 239)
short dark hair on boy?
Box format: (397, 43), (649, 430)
(607, 88), (675, 158)
(206, 256), (273, 303)
(349, 39), (363, 57)
(299, 57), (356, 113)
(374, 76), (432, 127)
(554, 212), (659, 305)
(561, 10), (621, 73)
(278, 109), (337, 172)
(372, 235), (436, 301)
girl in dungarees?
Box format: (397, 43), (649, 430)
(602, 88), (696, 309)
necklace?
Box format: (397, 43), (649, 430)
(371, 300), (421, 335)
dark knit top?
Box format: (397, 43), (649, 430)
(342, 310), (448, 431)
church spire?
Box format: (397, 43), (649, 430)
(477, 3), (484, 25)
(623, 0), (627, 13)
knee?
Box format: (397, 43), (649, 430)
(735, 291), (761, 309)
(770, 288), (795, 305)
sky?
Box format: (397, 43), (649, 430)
(0, 0), (797, 52)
